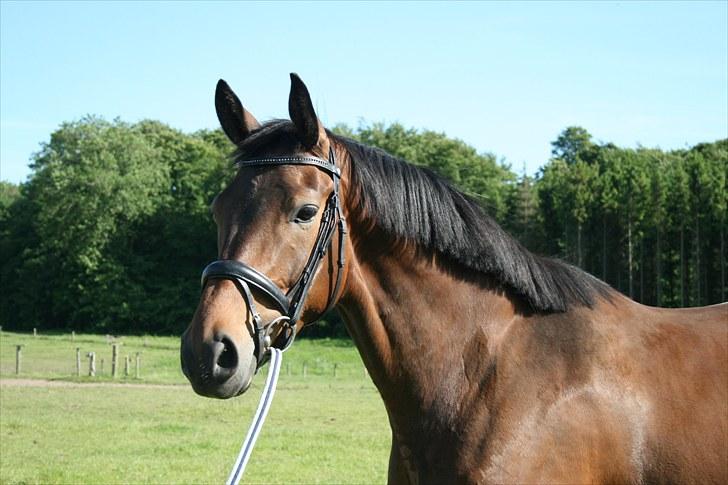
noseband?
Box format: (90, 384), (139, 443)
(200, 147), (347, 369)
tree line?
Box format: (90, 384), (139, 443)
(0, 118), (725, 335)
(532, 128), (726, 308)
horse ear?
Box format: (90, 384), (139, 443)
(288, 73), (327, 150)
(215, 79), (260, 146)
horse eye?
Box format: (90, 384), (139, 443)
(294, 204), (318, 223)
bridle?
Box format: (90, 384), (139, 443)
(200, 147), (347, 369)
(205, 148), (347, 485)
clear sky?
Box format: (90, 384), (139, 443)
(1, 1), (726, 183)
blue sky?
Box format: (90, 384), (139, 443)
(1, 1), (726, 183)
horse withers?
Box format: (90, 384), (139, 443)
(181, 74), (728, 483)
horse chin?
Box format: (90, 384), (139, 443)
(189, 357), (257, 400)
(235, 358), (258, 396)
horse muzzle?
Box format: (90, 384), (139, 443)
(180, 328), (257, 399)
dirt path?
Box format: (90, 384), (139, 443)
(0, 378), (187, 390)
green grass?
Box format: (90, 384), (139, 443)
(0, 331), (390, 484)
(0, 331), (182, 384)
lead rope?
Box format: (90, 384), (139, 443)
(226, 347), (283, 485)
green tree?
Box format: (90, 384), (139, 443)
(665, 154), (692, 306)
(0, 181), (20, 218)
(1, 117), (231, 332)
(551, 126), (598, 165)
(644, 150), (672, 305)
(505, 167), (542, 252)
(684, 142), (727, 305)
(536, 159), (572, 259)
(595, 145), (621, 283)
(125, 121), (231, 332)
(27, 117), (170, 328)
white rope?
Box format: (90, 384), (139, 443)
(226, 348), (283, 485)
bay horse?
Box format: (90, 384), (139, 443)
(181, 74), (728, 484)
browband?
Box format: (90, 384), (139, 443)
(236, 156), (340, 177)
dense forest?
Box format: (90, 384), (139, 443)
(0, 118), (725, 335)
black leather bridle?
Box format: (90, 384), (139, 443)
(200, 147), (347, 369)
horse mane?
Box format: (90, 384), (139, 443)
(234, 120), (612, 313)
(334, 136), (615, 313)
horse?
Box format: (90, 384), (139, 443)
(180, 74), (728, 484)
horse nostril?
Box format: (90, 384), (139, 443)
(216, 336), (238, 370)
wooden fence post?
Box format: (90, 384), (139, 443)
(71, 331), (75, 341)
(15, 345), (22, 374)
(111, 343), (119, 378)
(75, 348), (81, 377)
(124, 355), (130, 377)
(33, 328), (37, 338)
(135, 353), (141, 379)
(87, 352), (96, 377)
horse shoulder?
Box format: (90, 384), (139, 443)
(479, 308), (648, 483)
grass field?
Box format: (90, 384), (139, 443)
(0, 331), (390, 484)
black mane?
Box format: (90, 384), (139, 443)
(235, 120), (612, 313)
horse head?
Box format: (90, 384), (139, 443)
(180, 74), (348, 398)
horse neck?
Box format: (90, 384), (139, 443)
(336, 227), (518, 434)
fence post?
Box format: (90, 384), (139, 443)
(87, 352), (96, 377)
(333, 363), (338, 378)
(111, 343), (119, 378)
(100, 358), (104, 375)
(303, 362), (307, 378)
(124, 355), (130, 377)
(135, 353), (141, 379)
(75, 347), (81, 377)
(71, 331), (75, 341)
(33, 328), (37, 338)
(15, 345), (22, 374)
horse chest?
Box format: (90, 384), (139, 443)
(392, 427), (487, 484)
